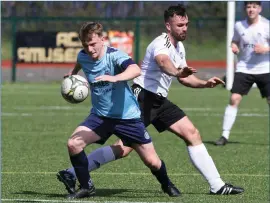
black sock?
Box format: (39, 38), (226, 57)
(70, 150), (90, 189)
(151, 160), (172, 187)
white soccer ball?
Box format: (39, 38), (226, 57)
(61, 75), (89, 104)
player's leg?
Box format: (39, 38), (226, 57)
(168, 116), (244, 195)
(254, 73), (270, 105)
(169, 117), (224, 191)
(215, 93), (242, 145)
(58, 114), (113, 199)
(216, 73), (254, 145)
(114, 119), (180, 197)
(62, 139), (133, 180)
(131, 142), (180, 197)
(150, 98), (244, 195)
(66, 125), (99, 199)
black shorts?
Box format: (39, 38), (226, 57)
(231, 72), (270, 98)
(132, 84), (186, 132)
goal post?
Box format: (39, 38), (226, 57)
(226, 1), (236, 90)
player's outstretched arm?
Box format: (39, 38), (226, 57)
(155, 54), (196, 77)
(114, 64), (141, 81)
(203, 77), (225, 88)
(95, 64), (141, 83)
(64, 63), (82, 78)
(178, 75), (225, 88)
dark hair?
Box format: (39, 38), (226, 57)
(244, 1), (261, 6)
(79, 22), (103, 42)
(164, 4), (187, 22)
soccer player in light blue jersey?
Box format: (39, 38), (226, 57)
(58, 22), (182, 199)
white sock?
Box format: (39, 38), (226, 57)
(67, 146), (115, 178)
(187, 144), (225, 193)
(222, 105), (238, 139)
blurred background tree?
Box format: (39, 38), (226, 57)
(2, 1), (269, 18)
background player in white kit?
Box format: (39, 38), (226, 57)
(58, 4), (244, 195)
(215, 1), (270, 146)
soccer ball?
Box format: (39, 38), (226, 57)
(61, 75), (89, 104)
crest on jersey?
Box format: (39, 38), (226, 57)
(144, 130), (150, 140)
(179, 52), (183, 59)
(172, 55), (176, 63)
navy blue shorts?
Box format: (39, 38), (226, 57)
(79, 113), (152, 146)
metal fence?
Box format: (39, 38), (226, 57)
(2, 16), (232, 82)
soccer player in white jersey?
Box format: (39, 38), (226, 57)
(215, 1), (270, 146)
(58, 5), (244, 195)
(59, 21), (184, 199)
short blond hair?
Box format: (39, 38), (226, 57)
(79, 22), (103, 42)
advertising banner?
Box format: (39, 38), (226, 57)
(16, 31), (134, 63)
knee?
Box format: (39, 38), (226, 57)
(67, 138), (81, 154)
(111, 144), (132, 159)
(143, 158), (161, 171)
(230, 94), (242, 107)
(184, 128), (202, 146)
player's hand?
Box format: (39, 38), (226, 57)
(254, 44), (267, 54)
(204, 77), (225, 88)
(177, 66), (197, 78)
(95, 75), (117, 83)
(231, 44), (240, 54)
(63, 70), (73, 78)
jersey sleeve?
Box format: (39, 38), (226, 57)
(181, 59), (187, 67)
(113, 49), (136, 70)
(153, 38), (170, 57)
(232, 23), (240, 43)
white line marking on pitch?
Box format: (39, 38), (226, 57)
(2, 171), (269, 177)
(3, 91), (57, 95)
(2, 113), (33, 117)
(1, 199), (176, 203)
(13, 106), (74, 110)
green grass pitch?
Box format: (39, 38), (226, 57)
(1, 82), (269, 203)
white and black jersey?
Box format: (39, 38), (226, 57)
(133, 33), (187, 97)
(232, 15), (270, 74)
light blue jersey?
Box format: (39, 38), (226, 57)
(77, 46), (141, 119)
